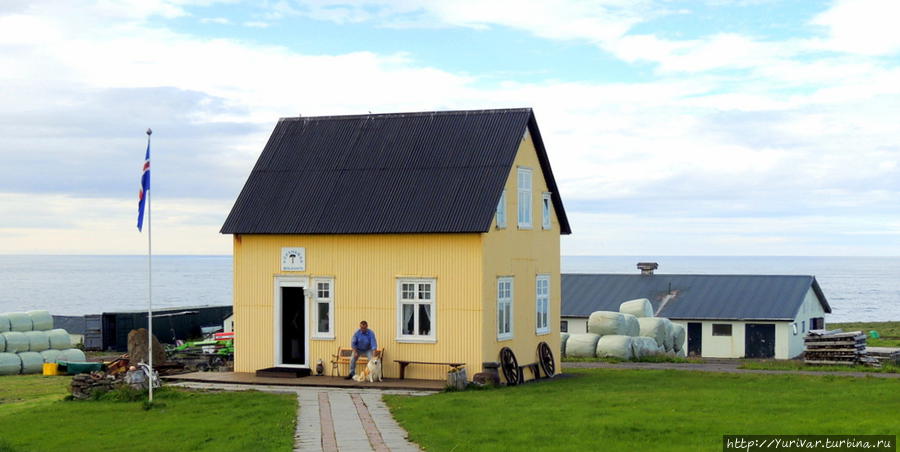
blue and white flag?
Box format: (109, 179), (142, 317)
(137, 141), (150, 231)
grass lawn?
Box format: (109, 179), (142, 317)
(739, 360), (900, 373)
(385, 368), (900, 452)
(830, 321), (900, 347)
(0, 375), (297, 452)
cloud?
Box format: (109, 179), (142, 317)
(810, 0), (900, 56)
(242, 20), (269, 28)
(1, 1), (899, 255)
(201, 17), (231, 24)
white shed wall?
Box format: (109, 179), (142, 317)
(562, 317), (588, 334)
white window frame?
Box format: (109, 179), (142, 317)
(312, 277), (334, 340)
(536, 275), (550, 335)
(541, 192), (552, 230)
(396, 278), (436, 343)
(497, 277), (514, 341)
(496, 189), (507, 229)
(517, 167), (532, 229)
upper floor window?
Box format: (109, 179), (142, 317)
(496, 190), (507, 228)
(536, 275), (550, 334)
(517, 168), (532, 228)
(397, 279), (436, 342)
(313, 278), (334, 339)
(497, 277), (513, 340)
(541, 192), (552, 230)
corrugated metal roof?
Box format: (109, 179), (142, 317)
(561, 274), (831, 321)
(221, 108), (571, 235)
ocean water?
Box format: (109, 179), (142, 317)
(0, 255), (897, 322)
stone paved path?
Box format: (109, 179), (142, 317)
(171, 382), (430, 451)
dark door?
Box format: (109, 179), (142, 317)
(687, 322), (702, 356)
(281, 287), (306, 365)
(745, 324), (775, 358)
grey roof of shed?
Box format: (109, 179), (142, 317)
(221, 108), (571, 235)
(562, 274), (831, 321)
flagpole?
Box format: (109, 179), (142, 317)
(146, 128), (154, 403)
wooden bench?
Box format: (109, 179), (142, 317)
(394, 360), (464, 379)
(330, 347), (384, 376)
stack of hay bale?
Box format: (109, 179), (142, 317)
(0, 310), (87, 375)
(561, 298), (687, 360)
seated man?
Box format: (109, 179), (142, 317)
(346, 320), (377, 380)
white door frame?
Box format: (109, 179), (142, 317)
(273, 275), (310, 369)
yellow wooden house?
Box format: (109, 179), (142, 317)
(221, 108), (571, 382)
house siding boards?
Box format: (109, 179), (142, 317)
(481, 129), (562, 376)
(233, 233), (483, 380)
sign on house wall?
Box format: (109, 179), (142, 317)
(281, 247), (306, 271)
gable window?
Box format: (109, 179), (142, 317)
(497, 277), (514, 340)
(496, 190), (507, 228)
(541, 193), (552, 230)
(313, 278), (334, 339)
(560, 320), (568, 333)
(712, 323), (732, 336)
(517, 168), (532, 228)
(536, 275), (550, 334)
(397, 278), (436, 342)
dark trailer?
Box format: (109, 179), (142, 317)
(84, 305), (232, 351)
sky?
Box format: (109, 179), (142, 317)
(0, 0), (898, 256)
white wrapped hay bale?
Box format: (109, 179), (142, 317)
(638, 317), (669, 348)
(0, 352), (22, 375)
(561, 332), (570, 356)
(619, 298), (653, 318)
(7, 312), (32, 332)
(676, 348), (686, 358)
(596, 335), (634, 360)
(662, 319), (674, 351)
(41, 349), (62, 364)
(0, 313), (11, 333)
(588, 311), (640, 336)
(25, 331), (50, 352)
(58, 348), (87, 363)
(566, 333), (601, 358)
(27, 310), (53, 331)
(672, 324), (686, 352)
(47, 329), (72, 350)
(630, 336), (659, 359)
(2, 332), (29, 353)
(18, 351), (44, 374)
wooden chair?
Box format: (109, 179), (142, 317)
(330, 347), (384, 376)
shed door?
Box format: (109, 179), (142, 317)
(745, 324), (775, 358)
(687, 322), (702, 356)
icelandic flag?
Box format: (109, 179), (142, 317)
(137, 141), (150, 231)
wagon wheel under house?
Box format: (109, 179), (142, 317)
(499, 347), (521, 386)
(538, 341), (555, 377)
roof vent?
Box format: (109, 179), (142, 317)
(637, 262), (658, 275)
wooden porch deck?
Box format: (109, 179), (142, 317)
(162, 371), (446, 391)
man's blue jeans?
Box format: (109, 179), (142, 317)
(349, 349), (373, 376)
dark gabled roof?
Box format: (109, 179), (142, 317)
(562, 274), (831, 321)
(221, 108), (571, 235)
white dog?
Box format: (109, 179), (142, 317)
(353, 357), (383, 383)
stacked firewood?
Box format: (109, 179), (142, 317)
(804, 330), (880, 368)
(70, 372), (119, 399)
